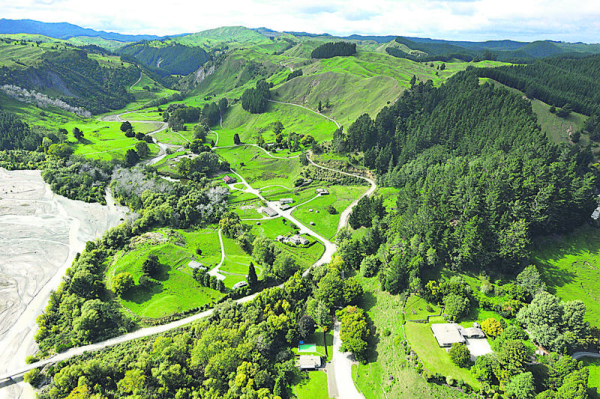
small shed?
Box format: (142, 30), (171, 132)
(223, 175), (235, 184)
(262, 207), (278, 217)
(188, 260), (205, 269)
(298, 355), (322, 370)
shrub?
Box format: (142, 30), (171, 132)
(326, 205), (337, 214)
(448, 343), (471, 368)
(481, 318), (503, 338)
(383, 328), (391, 337)
(24, 368), (42, 387)
(446, 375), (455, 386)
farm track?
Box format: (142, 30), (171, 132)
(2, 100), (374, 399)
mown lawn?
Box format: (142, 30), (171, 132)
(293, 371), (329, 399)
(292, 185), (368, 240)
(533, 225), (600, 327)
(405, 322), (480, 391)
(353, 275), (471, 399)
(107, 227), (223, 318)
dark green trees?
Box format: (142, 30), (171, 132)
(311, 42), (357, 59)
(241, 79), (271, 114)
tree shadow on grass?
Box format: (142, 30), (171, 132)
(360, 290), (377, 312)
(123, 282), (164, 304)
(535, 259), (577, 294)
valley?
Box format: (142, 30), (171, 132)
(0, 17), (600, 399)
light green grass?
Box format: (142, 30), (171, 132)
(581, 358), (600, 399)
(533, 225), (600, 327)
(377, 187), (400, 212)
(353, 275), (470, 398)
(243, 217), (297, 238)
(404, 296), (440, 321)
(122, 110), (164, 121)
(405, 322), (480, 390)
(292, 185), (368, 240)
(292, 329), (333, 362)
(218, 101), (337, 145)
(217, 146), (303, 189)
(293, 370), (329, 399)
(107, 227), (223, 318)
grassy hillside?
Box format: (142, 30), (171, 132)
(175, 26), (270, 49)
(533, 225), (600, 327)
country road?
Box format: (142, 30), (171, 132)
(2, 99), (373, 399)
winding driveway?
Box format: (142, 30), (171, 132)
(1, 100), (373, 399)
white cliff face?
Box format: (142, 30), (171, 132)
(0, 168), (129, 399)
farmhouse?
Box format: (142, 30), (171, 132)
(289, 234), (309, 245)
(298, 355), (322, 370)
(223, 175), (236, 184)
(431, 323), (466, 347)
(262, 207), (278, 217)
(280, 198), (294, 205)
(316, 188), (329, 195)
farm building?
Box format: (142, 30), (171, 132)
(280, 204), (292, 211)
(316, 188), (329, 195)
(289, 235), (309, 245)
(223, 175), (236, 184)
(431, 323), (486, 347)
(298, 355), (322, 370)
(262, 207), (278, 217)
(280, 198), (294, 204)
(431, 323), (466, 347)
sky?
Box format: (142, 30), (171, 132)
(3, 0), (600, 42)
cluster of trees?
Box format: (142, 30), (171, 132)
(193, 267), (226, 292)
(423, 277), (472, 320)
(35, 243), (134, 354)
(348, 195), (385, 229)
(29, 248), (367, 398)
(175, 151), (228, 181)
(141, 92), (183, 109)
(241, 79), (271, 114)
(337, 71), (595, 283)
(111, 167), (229, 230)
(119, 121), (153, 146)
(286, 69), (303, 81)
(470, 323), (590, 398)
(477, 55), (600, 116)
(310, 42), (357, 59)
(0, 110), (49, 151)
(42, 158), (113, 204)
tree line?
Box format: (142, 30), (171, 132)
(310, 41), (356, 59)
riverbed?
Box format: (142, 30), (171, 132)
(0, 168), (129, 399)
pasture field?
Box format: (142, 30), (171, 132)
(533, 225), (600, 327)
(353, 275), (470, 399)
(292, 185), (368, 240)
(106, 227), (223, 318)
(293, 371), (329, 399)
(218, 101), (338, 145)
(217, 145), (304, 189)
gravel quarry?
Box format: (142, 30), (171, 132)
(0, 168), (129, 399)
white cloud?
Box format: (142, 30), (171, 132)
(1, 0), (599, 42)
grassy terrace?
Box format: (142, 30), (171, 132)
(106, 227), (223, 318)
(291, 185), (368, 240)
(217, 145), (303, 189)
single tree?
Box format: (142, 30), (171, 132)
(233, 133), (241, 145)
(505, 372), (536, 399)
(135, 141), (150, 158)
(120, 121), (132, 132)
(298, 315), (316, 340)
(125, 149), (140, 167)
(318, 100), (322, 112)
(72, 127), (84, 141)
(247, 262), (258, 288)
(449, 342), (471, 368)
(112, 272), (134, 296)
(142, 255), (160, 277)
